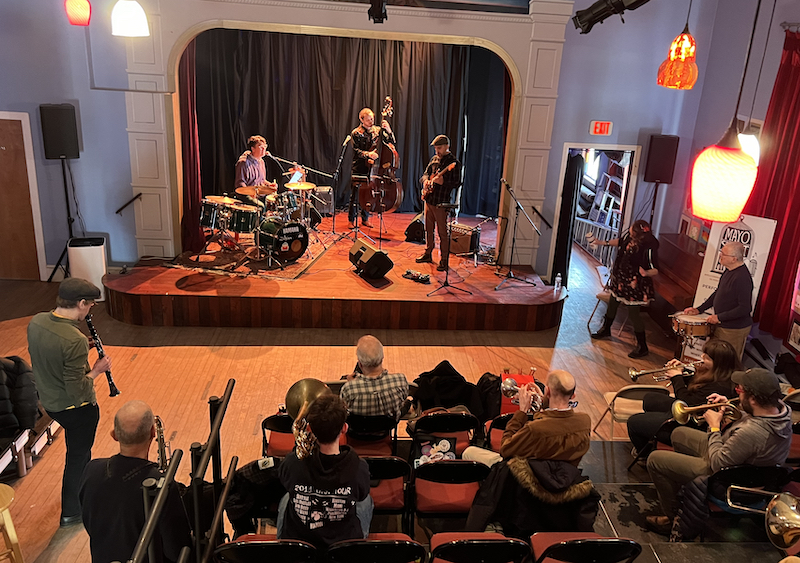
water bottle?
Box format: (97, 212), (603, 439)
(554, 273), (562, 293)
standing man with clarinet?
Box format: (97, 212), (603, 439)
(27, 278), (113, 527)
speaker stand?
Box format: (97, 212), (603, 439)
(48, 158), (75, 282)
(428, 211), (472, 297)
(649, 182), (660, 227)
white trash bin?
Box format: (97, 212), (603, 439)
(67, 237), (107, 301)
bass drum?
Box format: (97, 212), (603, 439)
(259, 217), (309, 263)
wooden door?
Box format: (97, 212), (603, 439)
(0, 119), (40, 279)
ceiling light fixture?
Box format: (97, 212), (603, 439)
(65, 0), (91, 26)
(691, 0), (763, 223)
(657, 0), (698, 90)
(111, 0), (150, 37)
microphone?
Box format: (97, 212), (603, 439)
(342, 135), (352, 147)
(501, 178), (512, 189)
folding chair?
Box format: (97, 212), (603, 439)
(365, 456), (411, 534)
(430, 532), (531, 563)
(592, 385), (670, 441)
(214, 536), (316, 563)
(327, 534), (426, 563)
(530, 532), (641, 563)
(261, 413), (295, 457)
(410, 412), (480, 457)
(346, 414), (398, 456)
(483, 413), (533, 453)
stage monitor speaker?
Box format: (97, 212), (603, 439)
(349, 239), (393, 279)
(643, 134), (679, 184)
(40, 103), (80, 160)
(405, 213), (425, 243)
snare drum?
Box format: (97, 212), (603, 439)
(672, 313), (712, 338)
(227, 203), (258, 233)
(259, 218), (308, 263)
(200, 199), (221, 229)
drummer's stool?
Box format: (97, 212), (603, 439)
(0, 484), (24, 562)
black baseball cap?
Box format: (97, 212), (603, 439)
(58, 278), (101, 302)
(732, 368), (781, 397)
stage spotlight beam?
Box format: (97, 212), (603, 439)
(369, 0), (387, 23)
(572, 0), (653, 34)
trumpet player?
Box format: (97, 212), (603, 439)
(463, 370), (591, 467)
(79, 401), (191, 563)
(645, 368), (791, 536)
(627, 340), (740, 456)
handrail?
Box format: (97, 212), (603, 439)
(116, 192), (142, 215)
(200, 457), (239, 563)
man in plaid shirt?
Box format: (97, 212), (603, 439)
(417, 134), (462, 271)
(340, 335), (410, 420)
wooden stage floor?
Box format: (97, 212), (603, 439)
(105, 213), (566, 331)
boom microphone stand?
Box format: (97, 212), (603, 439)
(495, 179), (540, 290)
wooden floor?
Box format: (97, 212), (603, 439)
(0, 243), (677, 562)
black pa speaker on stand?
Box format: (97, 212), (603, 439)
(643, 134), (679, 226)
(349, 239), (393, 279)
(405, 213), (425, 243)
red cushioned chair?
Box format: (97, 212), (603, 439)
(327, 533), (426, 563)
(214, 535), (316, 563)
(346, 414), (398, 456)
(409, 460), (490, 539)
(484, 413), (534, 453)
(429, 532), (531, 563)
(365, 456), (411, 533)
(261, 413), (295, 457)
(530, 532), (641, 563)
(411, 411), (480, 457)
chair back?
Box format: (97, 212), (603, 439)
(614, 385), (671, 402)
(412, 412), (480, 456)
(534, 538), (641, 563)
(323, 380), (346, 395)
(485, 413), (533, 452)
(366, 456), (411, 512)
(413, 460), (489, 514)
(430, 535), (531, 563)
(327, 537), (426, 563)
(214, 538), (316, 563)
(347, 414), (398, 456)
(709, 464), (791, 513)
(261, 414), (295, 457)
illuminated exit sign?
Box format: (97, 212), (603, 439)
(590, 121), (613, 136)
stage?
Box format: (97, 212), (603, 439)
(105, 213), (566, 331)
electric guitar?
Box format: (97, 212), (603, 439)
(421, 161), (456, 201)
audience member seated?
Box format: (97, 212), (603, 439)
(627, 340), (740, 456)
(645, 368), (792, 535)
(80, 401), (192, 563)
(340, 335), (411, 421)
(277, 394), (372, 549)
(462, 370), (591, 467)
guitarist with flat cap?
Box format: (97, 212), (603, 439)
(417, 135), (462, 271)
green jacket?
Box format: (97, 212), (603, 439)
(27, 312), (96, 411)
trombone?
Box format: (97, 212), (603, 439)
(629, 359), (703, 383)
(671, 397), (742, 425)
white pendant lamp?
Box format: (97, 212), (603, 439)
(111, 0), (150, 37)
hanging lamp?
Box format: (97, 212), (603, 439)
(691, 0), (763, 223)
(111, 0), (150, 37)
(65, 0), (91, 26)
(657, 0), (698, 90)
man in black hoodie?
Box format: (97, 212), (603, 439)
(277, 394), (372, 548)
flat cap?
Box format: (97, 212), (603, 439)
(732, 368), (781, 397)
(431, 134), (450, 147)
(58, 278), (101, 302)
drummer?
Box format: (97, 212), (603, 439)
(234, 135), (281, 208)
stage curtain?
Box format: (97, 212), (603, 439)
(743, 30), (800, 339)
(192, 29), (505, 216)
(178, 39), (205, 253)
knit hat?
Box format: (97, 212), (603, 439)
(58, 278), (101, 302)
(430, 135), (450, 147)
(732, 368), (781, 397)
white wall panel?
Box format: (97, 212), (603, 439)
(128, 132), (169, 187)
(520, 98), (555, 147)
(132, 187), (172, 238)
(126, 15), (164, 75)
(526, 42), (561, 97)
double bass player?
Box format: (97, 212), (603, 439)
(349, 107), (396, 229)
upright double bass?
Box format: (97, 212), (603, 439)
(359, 96), (404, 214)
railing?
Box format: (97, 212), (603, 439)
(573, 217), (618, 270)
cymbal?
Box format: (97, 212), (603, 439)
(286, 182), (317, 191)
(235, 185), (276, 197)
(206, 195), (239, 205)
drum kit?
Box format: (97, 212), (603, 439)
(198, 178), (323, 268)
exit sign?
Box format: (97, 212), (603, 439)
(590, 121), (613, 136)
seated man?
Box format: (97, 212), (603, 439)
(277, 394), (372, 549)
(463, 370), (591, 467)
(80, 401), (191, 563)
(645, 368), (792, 535)
(340, 335), (411, 421)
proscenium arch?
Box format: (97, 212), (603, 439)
(163, 19), (523, 254)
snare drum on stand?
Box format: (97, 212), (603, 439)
(672, 312), (712, 360)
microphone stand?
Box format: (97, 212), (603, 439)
(428, 204), (472, 297)
(271, 153), (336, 243)
(495, 180), (540, 290)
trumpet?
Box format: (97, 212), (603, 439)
(629, 359), (704, 383)
(671, 398), (742, 425)
(154, 415), (171, 472)
(500, 378), (543, 413)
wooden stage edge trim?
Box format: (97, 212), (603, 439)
(104, 271), (565, 332)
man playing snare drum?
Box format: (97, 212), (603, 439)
(684, 241), (753, 360)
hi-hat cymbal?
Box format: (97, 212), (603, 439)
(235, 185), (276, 197)
(286, 182), (317, 191)
(206, 195), (239, 205)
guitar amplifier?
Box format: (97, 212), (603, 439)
(313, 186), (334, 215)
(449, 223), (480, 255)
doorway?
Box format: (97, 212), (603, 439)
(550, 143), (641, 288)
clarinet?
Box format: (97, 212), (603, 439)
(85, 314), (121, 397)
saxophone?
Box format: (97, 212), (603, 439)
(154, 415), (171, 471)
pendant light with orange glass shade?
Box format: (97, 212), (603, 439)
(657, 0), (698, 90)
(691, 0), (763, 223)
(65, 0), (91, 26)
